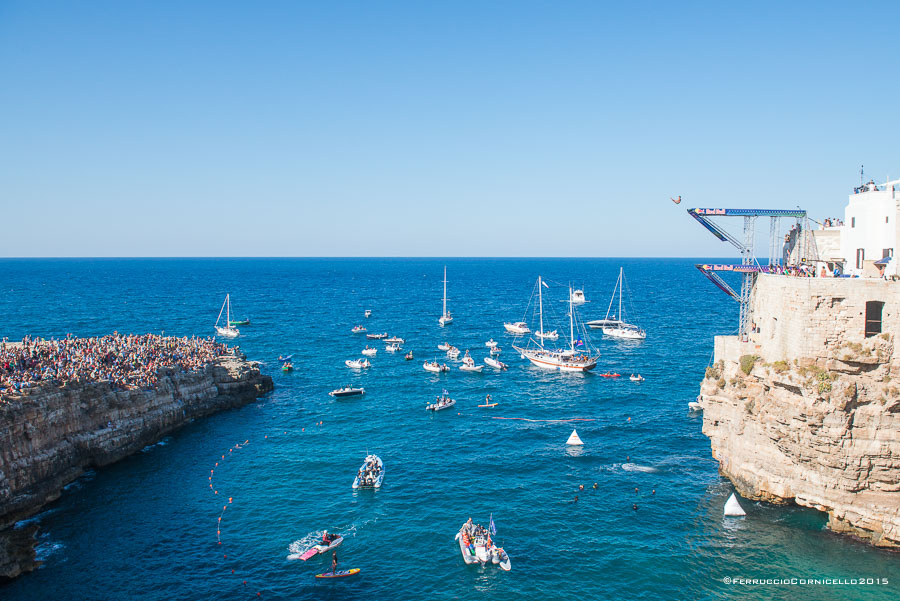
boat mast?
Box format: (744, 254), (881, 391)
(569, 285), (575, 351)
(442, 266), (448, 318)
(226, 294), (231, 326)
(618, 268), (623, 324)
(538, 276), (544, 346)
(215, 296), (226, 328)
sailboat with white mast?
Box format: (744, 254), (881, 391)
(513, 277), (598, 372)
(589, 267), (646, 339)
(438, 266), (453, 326)
(214, 294), (240, 338)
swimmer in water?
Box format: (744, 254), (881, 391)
(633, 503), (638, 511)
(634, 487), (639, 494)
(593, 482), (598, 489)
(579, 484), (584, 491)
(574, 495), (579, 503)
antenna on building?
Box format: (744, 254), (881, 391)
(860, 164), (864, 187)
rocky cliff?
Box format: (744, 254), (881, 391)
(699, 333), (900, 548)
(0, 355), (273, 579)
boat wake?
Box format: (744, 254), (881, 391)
(621, 463), (659, 473)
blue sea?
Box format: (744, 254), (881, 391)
(0, 258), (897, 601)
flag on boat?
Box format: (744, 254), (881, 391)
(541, 281), (549, 288)
(575, 337), (584, 347)
(489, 513), (496, 535)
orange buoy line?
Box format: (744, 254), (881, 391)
(207, 425), (325, 596)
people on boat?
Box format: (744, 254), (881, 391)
(331, 550), (338, 575)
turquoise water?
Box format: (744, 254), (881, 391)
(1, 258), (897, 600)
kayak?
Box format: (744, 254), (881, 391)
(315, 568), (360, 579)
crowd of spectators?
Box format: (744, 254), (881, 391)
(0, 333), (230, 396)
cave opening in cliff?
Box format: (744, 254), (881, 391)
(864, 301), (884, 337)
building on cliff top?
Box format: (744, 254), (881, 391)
(813, 176), (900, 279)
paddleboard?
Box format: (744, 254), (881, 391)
(298, 547), (319, 561)
(315, 568), (360, 579)
(478, 403), (498, 408)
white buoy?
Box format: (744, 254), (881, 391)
(566, 429), (583, 446)
(724, 493), (746, 517)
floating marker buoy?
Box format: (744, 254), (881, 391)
(229, 497), (232, 503)
(724, 493), (746, 517)
(302, 428), (305, 432)
(627, 417), (631, 422)
(566, 429), (584, 446)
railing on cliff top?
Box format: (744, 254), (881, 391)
(688, 208), (808, 338)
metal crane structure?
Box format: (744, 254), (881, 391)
(688, 207), (807, 338)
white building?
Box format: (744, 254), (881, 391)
(814, 177), (900, 278)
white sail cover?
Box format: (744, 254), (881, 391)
(724, 493), (746, 516)
(566, 429), (584, 446)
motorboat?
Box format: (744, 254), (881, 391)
(281, 361), (293, 372)
(446, 346), (460, 359)
(485, 339), (498, 348)
(629, 374), (644, 382)
(423, 361), (450, 373)
(289, 532), (344, 561)
(484, 357), (507, 370)
(570, 289), (586, 305)
(329, 386), (365, 397)
(385, 343), (400, 352)
(535, 329), (559, 341)
(490, 346), (502, 356)
(345, 358), (371, 369)
(385, 336), (405, 345)
(404, 351), (414, 360)
(438, 266), (453, 326)
(352, 454), (384, 489)
(362, 346), (377, 356)
(460, 355), (484, 372)
(365, 310), (372, 318)
(426, 391), (456, 411)
(438, 343), (451, 351)
(229, 318), (251, 326)
(503, 322), (530, 335)
(366, 332), (388, 340)
(214, 294), (240, 338)
(455, 519), (509, 570)
(351, 325), (367, 334)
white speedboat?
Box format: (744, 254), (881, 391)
(426, 392), (456, 411)
(385, 343), (400, 352)
(214, 294), (240, 338)
(604, 324), (647, 340)
(490, 346), (502, 355)
(570, 289), (586, 305)
(364, 310), (372, 318)
(629, 374), (644, 382)
(366, 332), (388, 340)
(535, 329), (559, 341)
(437, 343), (451, 351)
(385, 336), (405, 345)
(423, 361), (450, 373)
(447, 346), (460, 359)
(503, 322), (530, 335)
(485, 338), (498, 348)
(484, 357), (507, 370)
(351, 325), (367, 334)
(352, 454), (384, 489)
(329, 386), (365, 397)
(460, 355), (484, 372)
(289, 532), (344, 561)
(345, 358), (371, 369)
(361, 347), (377, 356)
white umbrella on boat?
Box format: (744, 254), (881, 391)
(566, 429), (583, 446)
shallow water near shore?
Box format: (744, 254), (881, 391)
(1, 258), (897, 601)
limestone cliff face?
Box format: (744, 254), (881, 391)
(699, 334), (900, 548)
(0, 355), (273, 579)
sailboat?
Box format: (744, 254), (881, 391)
(588, 267), (646, 339)
(214, 294), (240, 338)
(513, 277), (599, 372)
(438, 266), (453, 326)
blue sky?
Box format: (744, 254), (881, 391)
(2, 1), (899, 257)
